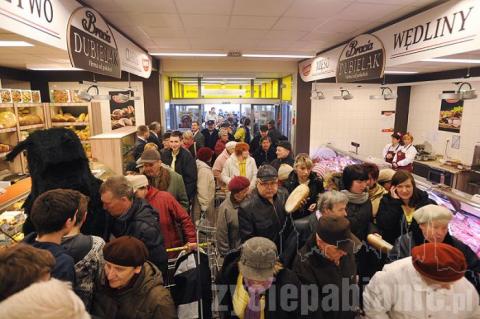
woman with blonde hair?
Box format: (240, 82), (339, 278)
(143, 142), (158, 152)
(221, 142), (257, 190)
(214, 128), (229, 156)
(392, 132), (417, 172)
(182, 130), (197, 158)
(284, 153), (325, 219)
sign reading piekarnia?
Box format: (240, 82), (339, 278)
(336, 34), (385, 83)
(67, 7), (121, 78)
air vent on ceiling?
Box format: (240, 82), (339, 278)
(227, 51), (242, 57)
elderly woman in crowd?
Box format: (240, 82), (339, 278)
(214, 128), (230, 157)
(284, 153), (325, 219)
(222, 142), (257, 190)
(193, 147), (216, 225)
(390, 204), (480, 292)
(182, 130), (197, 158)
(376, 170), (436, 245)
(213, 141), (236, 187)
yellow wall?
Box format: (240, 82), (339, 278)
(281, 75), (292, 101)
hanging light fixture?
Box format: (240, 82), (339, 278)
(333, 88), (353, 100)
(370, 86), (397, 100)
(76, 85), (110, 102)
(439, 82), (477, 100)
(310, 82), (325, 100)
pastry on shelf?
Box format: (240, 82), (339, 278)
(19, 114), (43, 126)
(0, 143), (11, 153)
(0, 111), (17, 128)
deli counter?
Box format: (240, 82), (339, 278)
(311, 144), (480, 257)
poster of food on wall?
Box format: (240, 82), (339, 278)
(439, 92), (463, 133)
(109, 91), (135, 130)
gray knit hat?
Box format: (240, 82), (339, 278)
(238, 237), (277, 281)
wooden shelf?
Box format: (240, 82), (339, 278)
(19, 124), (45, 131)
(0, 103), (14, 108)
(14, 103), (43, 108)
(0, 127), (17, 134)
(49, 103), (89, 107)
(51, 122), (89, 127)
(80, 140), (90, 144)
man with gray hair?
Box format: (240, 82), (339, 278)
(100, 175), (168, 273)
(390, 204), (480, 292)
(147, 121), (163, 150)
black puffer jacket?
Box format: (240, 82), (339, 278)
(284, 171), (325, 219)
(376, 190), (436, 245)
(253, 146), (276, 167)
(270, 155), (294, 171)
(238, 188), (291, 253)
(104, 199), (168, 273)
(390, 228), (480, 293)
(217, 250), (301, 319)
(346, 200), (374, 242)
(161, 147), (198, 201)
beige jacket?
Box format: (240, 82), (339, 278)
(221, 155), (257, 190)
(193, 159), (215, 224)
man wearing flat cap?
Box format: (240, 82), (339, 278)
(270, 140), (294, 171)
(238, 165), (292, 254)
(293, 215), (360, 318)
(390, 204), (480, 293)
(364, 243), (480, 319)
(217, 237), (301, 319)
(92, 236), (176, 319)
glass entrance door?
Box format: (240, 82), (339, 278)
(167, 104), (201, 131)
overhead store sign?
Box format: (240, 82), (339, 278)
(298, 48), (340, 82)
(114, 30), (152, 78)
(299, 0), (480, 81)
(336, 34), (385, 83)
(0, 0), (153, 79)
(67, 7), (121, 78)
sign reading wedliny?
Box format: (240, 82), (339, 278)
(336, 34), (385, 83)
(113, 29), (152, 78)
(67, 7), (121, 78)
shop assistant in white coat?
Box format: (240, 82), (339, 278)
(392, 133), (417, 172)
(382, 132), (402, 164)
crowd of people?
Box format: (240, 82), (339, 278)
(1, 118), (479, 319)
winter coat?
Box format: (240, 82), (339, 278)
(216, 195), (242, 257)
(193, 130), (205, 149)
(221, 155), (257, 190)
(346, 200), (374, 242)
(147, 165), (190, 211)
(284, 171), (325, 219)
(252, 146), (276, 167)
(234, 125), (251, 144)
(216, 250), (301, 319)
(282, 213), (318, 269)
(193, 159), (216, 224)
(104, 199), (168, 273)
(270, 155), (294, 171)
(61, 234), (105, 311)
(201, 128), (219, 150)
(390, 229), (480, 293)
(23, 233), (76, 284)
(133, 137), (147, 160)
(214, 139), (227, 157)
(213, 149), (230, 182)
(292, 237), (359, 319)
(268, 128), (286, 144)
(249, 134), (263, 155)
(368, 183), (387, 217)
(238, 188), (292, 254)
(161, 148), (198, 202)
(92, 261), (176, 319)
(144, 187), (196, 254)
(147, 132), (163, 150)
(363, 257), (480, 319)
(376, 190), (436, 245)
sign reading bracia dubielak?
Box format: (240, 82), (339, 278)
(336, 34), (385, 83)
(67, 7), (121, 78)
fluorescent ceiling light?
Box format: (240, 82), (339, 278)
(0, 40), (33, 47)
(384, 70), (418, 74)
(150, 52), (227, 57)
(204, 77), (254, 80)
(242, 54), (314, 58)
(423, 58), (480, 64)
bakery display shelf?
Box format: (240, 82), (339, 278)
(0, 152), (7, 160)
(0, 177), (31, 212)
(14, 103), (43, 108)
(19, 124), (45, 131)
(0, 103), (14, 108)
(0, 127), (17, 134)
(49, 103), (89, 107)
(81, 140), (90, 144)
(51, 122), (89, 127)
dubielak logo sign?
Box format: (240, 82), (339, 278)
(336, 34), (385, 83)
(67, 7), (121, 78)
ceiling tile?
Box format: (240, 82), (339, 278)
(226, 29), (269, 40)
(355, 0), (417, 4)
(273, 17), (322, 31)
(150, 38), (191, 49)
(301, 31), (350, 43)
(82, 0), (123, 13)
(135, 13), (183, 28)
(338, 3), (403, 21)
(284, 0), (352, 18)
(232, 0), (294, 16)
(291, 40), (330, 51)
(189, 38), (227, 50)
(112, 0), (177, 13)
(184, 28), (229, 38)
(175, 0), (234, 15)
(265, 30), (309, 41)
(230, 16), (278, 30)
(140, 26), (186, 38)
(254, 40), (293, 50)
(313, 19), (361, 34)
(181, 14), (230, 28)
